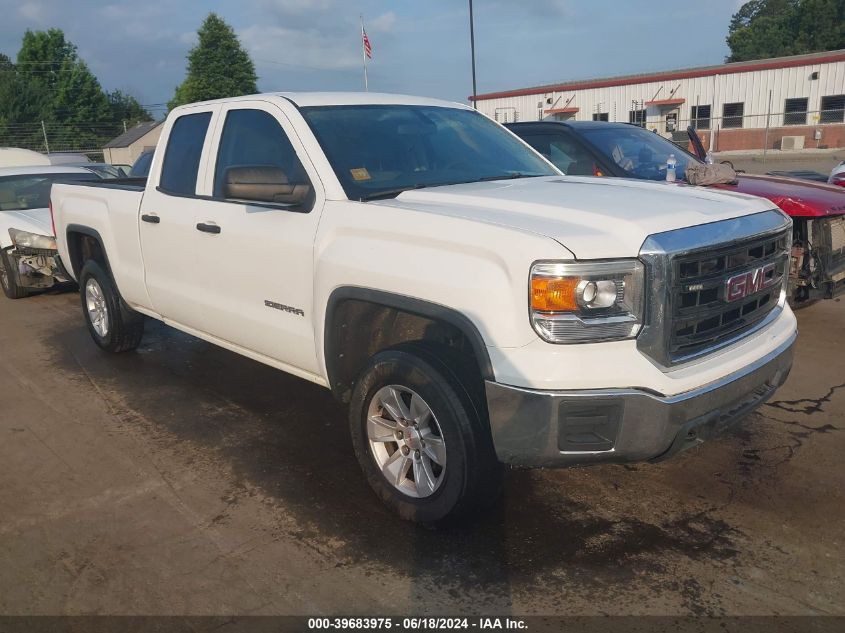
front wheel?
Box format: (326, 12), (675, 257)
(79, 260), (145, 352)
(0, 247), (29, 299)
(349, 347), (502, 524)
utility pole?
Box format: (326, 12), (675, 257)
(469, 0), (477, 108)
(41, 121), (50, 154)
(763, 90), (772, 166)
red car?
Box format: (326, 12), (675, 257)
(507, 120), (845, 305)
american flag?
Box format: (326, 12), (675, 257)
(362, 27), (372, 59)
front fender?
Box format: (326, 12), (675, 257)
(312, 200), (572, 382)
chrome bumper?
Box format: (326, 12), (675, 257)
(485, 334), (795, 468)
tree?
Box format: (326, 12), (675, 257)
(0, 52), (52, 149)
(169, 13), (258, 111)
(1, 28), (153, 152)
(726, 0), (845, 62)
(108, 90), (153, 127)
(16, 28), (77, 93)
(12, 28), (117, 150)
(51, 59), (113, 148)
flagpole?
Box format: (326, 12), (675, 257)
(469, 0), (477, 108)
(361, 15), (369, 92)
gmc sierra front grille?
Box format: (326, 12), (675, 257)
(667, 230), (790, 362)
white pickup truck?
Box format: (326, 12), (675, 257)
(52, 93), (797, 523)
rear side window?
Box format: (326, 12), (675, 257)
(159, 112), (212, 195)
(213, 109), (307, 198)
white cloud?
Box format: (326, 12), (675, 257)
(101, 6), (173, 40)
(18, 1), (46, 23)
(239, 24), (359, 71)
(262, 0), (336, 15)
(368, 11), (397, 33)
(179, 31), (197, 46)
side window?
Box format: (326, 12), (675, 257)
(159, 112), (212, 195)
(522, 133), (595, 175)
(213, 109), (309, 199)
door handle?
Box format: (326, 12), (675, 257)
(141, 214), (160, 224)
(196, 222), (221, 234)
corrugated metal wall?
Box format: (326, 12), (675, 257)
(476, 59), (845, 131)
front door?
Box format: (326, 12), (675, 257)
(186, 100), (325, 375)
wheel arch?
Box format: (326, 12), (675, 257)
(65, 224), (113, 281)
(324, 287), (494, 403)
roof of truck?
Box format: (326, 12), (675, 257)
(174, 92), (470, 111)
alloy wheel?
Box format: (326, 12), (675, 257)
(366, 385), (447, 498)
(85, 278), (109, 337)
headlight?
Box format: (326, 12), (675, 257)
(8, 229), (57, 251)
(530, 259), (644, 343)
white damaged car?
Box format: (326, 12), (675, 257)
(0, 166), (99, 299)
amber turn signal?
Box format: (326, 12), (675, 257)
(531, 277), (579, 312)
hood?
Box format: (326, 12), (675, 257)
(373, 176), (773, 259)
(0, 207), (52, 247)
(711, 173), (845, 218)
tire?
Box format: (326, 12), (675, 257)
(79, 260), (145, 352)
(0, 247), (29, 299)
(349, 346), (502, 524)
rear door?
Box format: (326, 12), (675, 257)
(186, 99), (325, 374)
(139, 105), (219, 330)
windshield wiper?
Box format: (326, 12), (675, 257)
(360, 183), (430, 201)
(360, 172), (547, 201)
(475, 172), (547, 182)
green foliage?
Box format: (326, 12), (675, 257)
(108, 90), (153, 127)
(0, 51), (53, 148)
(17, 28), (78, 92)
(0, 28), (153, 152)
(727, 0), (845, 62)
(168, 13), (258, 111)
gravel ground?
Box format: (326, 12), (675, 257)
(1, 290), (843, 617)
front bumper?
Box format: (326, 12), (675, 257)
(6, 247), (69, 289)
(485, 333), (795, 467)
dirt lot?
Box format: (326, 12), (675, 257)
(1, 290), (843, 616)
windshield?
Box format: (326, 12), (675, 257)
(0, 173), (97, 211)
(300, 105), (557, 200)
(579, 126), (701, 181)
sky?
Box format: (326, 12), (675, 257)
(0, 0), (747, 118)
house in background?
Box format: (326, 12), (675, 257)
(102, 121), (162, 166)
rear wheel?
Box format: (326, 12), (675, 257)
(349, 346), (502, 524)
(79, 260), (145, 352)
(0, 247), (29, 299)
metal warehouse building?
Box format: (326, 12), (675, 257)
(472, 49), (845, 152)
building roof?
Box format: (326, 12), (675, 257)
(472, 49), (845, 102)
(103, 121), (162, 149)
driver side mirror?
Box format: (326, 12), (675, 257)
(223, 165), (311, 206)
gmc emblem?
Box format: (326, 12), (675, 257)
(725, 263), (776, 302)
